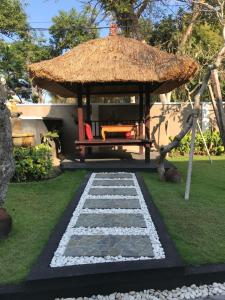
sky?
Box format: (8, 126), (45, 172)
(25, 0), (83, 25)
(24, 0), (109, 38)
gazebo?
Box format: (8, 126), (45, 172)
(29, 26), (198, 163)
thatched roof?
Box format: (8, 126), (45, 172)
(29, 35), (198, 97)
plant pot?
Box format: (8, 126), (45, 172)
(0, 208), (12, 239)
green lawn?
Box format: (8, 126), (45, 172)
(0, 170), (86, 285)
(1, 157), (225, 285)
(142, 155), (225, 266)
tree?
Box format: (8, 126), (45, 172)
(49, 6), (99, 55)
(0, 0), (28, 210)
(157, 0), (225, 200)
(0, 77), (14, 208)
(0, 38), (52, 101)
(86, 0), (153, 40)
(0, 0), (28, 39)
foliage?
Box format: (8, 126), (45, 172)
(49, 6), (99, 55)
(170, 130), (224, 156)
(0, 0), (28, 38)
(149, 14), (180, 53)
(41, 131), (59, 147)
(0, 39), (52, 100)
(0, 0), (52, 101)
(0, 171), (85, 284)
(12, 144), (52, 182)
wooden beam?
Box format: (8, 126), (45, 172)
(62, 81), (163, 96)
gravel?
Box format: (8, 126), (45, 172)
(55, 282), (225, 300)
(50, 172), (165, 268)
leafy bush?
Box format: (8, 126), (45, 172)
(12, 144), (52, 182)
(170, 130), (224, 156)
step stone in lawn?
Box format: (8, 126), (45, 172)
(64, 235), (154, 257)
(92, 179), (135, 186)
(50, 172), (165, 267)
(75, 213), (146, 228)
(89, 187), (138, 196)
(83, 198), (141, 209)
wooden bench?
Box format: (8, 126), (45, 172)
(75, 138), (154, 163)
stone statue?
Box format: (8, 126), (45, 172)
(0, 77), (14, 238)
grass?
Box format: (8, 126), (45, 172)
(142, 155), (225, 266)
(1, 156), (225, 285)
(0, 170), (86, 285)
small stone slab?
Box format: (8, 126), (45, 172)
(75, 213), (146, 228)
(84, 198), (141, 209)
(89, 187), (137, 196)
(92, 180), (134, 187)
(64, 235), (154, 257)
(95, 173), (133, 179)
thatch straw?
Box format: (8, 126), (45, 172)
(29, 35), (198, 97)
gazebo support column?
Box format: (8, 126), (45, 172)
(86, 86), (91, 124)
(145, 85), (151, 162)
(139, 85), (144, 155)
(77, 85), (85, 162)
(86, 86), (92, 155)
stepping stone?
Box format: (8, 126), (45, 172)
(95, 173), (133, 179)
(75, 213), (146, 228)
(92, 180), (134, 187)
(84, 198), (141, 209)
(89, 187), (137, 196)
(64, 235), (154, 257)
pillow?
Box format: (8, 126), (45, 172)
(125, 131), (132, 139)
(85, 123), (93, 140)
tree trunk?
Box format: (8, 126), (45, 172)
(157, 111), (195, 180)
(157, 67), (212, 180)
(177, 3), (202, 55)
(210, 70), (225, 147)
(0, 81), (15, 207)
(208, 83), (223, 133)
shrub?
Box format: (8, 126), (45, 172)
(170, 130), (224, 156)
(12, 144), (52, 182)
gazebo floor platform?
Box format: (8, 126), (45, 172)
(61, 151), (174, 171)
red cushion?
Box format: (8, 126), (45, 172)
(125, 131), (132, 139)
(85, 123), (93, 140)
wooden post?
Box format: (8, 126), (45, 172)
(139, 85), (144, 155)
(86, 86), (92, 155)
(144, 85), (151, 162)
(86, 86), (91, 124)
(145, 85), (151, 140)
(77, 85), (85, 162)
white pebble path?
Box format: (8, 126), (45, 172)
(51, 172), (165, 267)
(55, 282), (225, 300)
